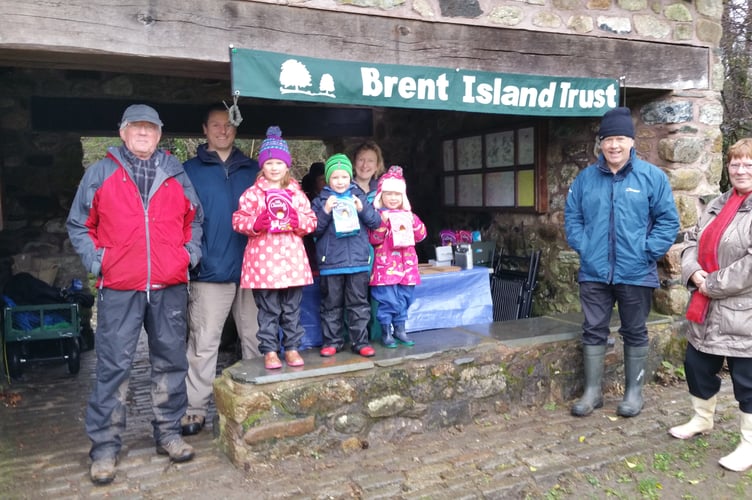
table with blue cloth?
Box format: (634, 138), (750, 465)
(298, 267), (493, 349)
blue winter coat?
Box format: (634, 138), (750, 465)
(564, 149), (679, 287)
(184, 144), (259, 283)
(311, 184), (382, 275)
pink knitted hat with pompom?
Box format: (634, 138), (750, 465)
(374, 165), (411, 210)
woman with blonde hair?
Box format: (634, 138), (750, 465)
(352, 141), (385, 204)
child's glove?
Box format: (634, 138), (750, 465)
(253, 211), (271, 232)
(288, 209), (299, 229)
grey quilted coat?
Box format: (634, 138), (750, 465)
(681, 190), (752, 357)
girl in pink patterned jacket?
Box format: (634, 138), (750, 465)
(369, 166), (427, 348)
(232, 126), (316, 370)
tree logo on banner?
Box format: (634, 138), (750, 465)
(279, 59), (336, 98)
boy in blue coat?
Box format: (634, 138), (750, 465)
(311, 154), (382, 357)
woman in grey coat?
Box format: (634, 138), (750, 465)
(671, 138), (752, 472)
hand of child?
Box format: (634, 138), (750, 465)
(353, 196), (363, 212)
(253, 211), (271, 232)
(288, 209), (299, 229)
(324, 196), (337, 214)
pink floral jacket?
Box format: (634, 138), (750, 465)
(369, 211), (427, 286)
(232, 177), (316, 289)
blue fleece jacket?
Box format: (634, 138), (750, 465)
(184, 144), (259, 283)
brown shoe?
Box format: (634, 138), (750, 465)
(156, 437), (195, 463)
(284, 350), (304, 367)
(90, 456), (117, 485)
(264, 352), (282, 370)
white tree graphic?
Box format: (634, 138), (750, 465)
(319, 73), (335, 95)
(279, 59), (312, 92)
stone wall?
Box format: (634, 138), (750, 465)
(283, 0), (723, 48)
(213, 317), (679, 465)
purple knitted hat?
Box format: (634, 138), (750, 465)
(258, 125), (291, 167)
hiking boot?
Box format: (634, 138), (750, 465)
(156, 437), (195, 463)
(90, 456), (117, 485)
(181, 414), (205, 436)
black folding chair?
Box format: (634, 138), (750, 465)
(490, 250), (541, 321)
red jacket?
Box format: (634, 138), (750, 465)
(66, 147), (203, 291)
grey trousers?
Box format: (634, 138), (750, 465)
(86, 286), (189, 460)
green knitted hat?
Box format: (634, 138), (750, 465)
(324, 153), (353, 184)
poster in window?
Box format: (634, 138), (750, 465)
(517, 169), (535, 207)
(444, 176), (455, 206)
(518, 127), (535, 165)
(456, 136), (482, 170)
(485, 171), (515, 206)
(485, 131), (514, 167)
(457, 174), (483, 206)
(442, 140), (455, 171)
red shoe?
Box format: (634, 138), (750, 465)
(358, 346), (376, 357)
(264, 352), (282, 370)
(320, 346), (337, 357)
(285, 350), (305, 367)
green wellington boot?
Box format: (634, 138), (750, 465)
(571, 344), (606, 417)
(616, 345), (649, 418)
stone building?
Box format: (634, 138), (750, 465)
(0, 0), (723, 316)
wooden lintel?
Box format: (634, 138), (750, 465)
(0, 1), (708, 90)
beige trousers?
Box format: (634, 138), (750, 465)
(185, 282), (259, 416)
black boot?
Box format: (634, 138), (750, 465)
(617, 345), (649, 417)
(381, 323), (397, 348)
(571, 344), (606, 417)
(393, 322), (414, 346)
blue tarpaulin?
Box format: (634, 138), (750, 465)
(296, 268), (493, 349)
(405, 267), (493, 333)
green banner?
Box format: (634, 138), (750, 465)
(230, 48), (618, 117)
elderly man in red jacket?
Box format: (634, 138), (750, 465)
(67, 104), (204, 486)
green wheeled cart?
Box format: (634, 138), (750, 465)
(2, 302), (81, 380)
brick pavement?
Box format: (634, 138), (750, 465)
(0, 332), (740, 499)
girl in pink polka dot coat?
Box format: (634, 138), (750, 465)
(232, 126), (317, 370)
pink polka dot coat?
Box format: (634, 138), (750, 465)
(232, 176), (316, 289)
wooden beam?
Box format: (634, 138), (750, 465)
(29, 97), (373, 138)
(0, 1), (708, 90)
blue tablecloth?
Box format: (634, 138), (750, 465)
(298, 267), (493, 349)
(405, 267), (493, 333)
